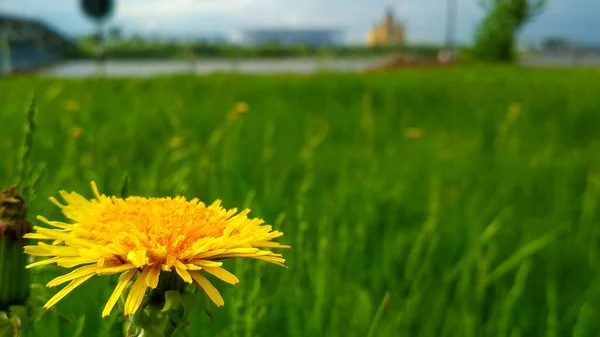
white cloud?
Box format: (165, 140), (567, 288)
(0, 0), (74, 18)
(1, 0), (599, 44)
(118, 0), (243, 18)
(116, 0), (293, 24)
(0, 0), (73, 12)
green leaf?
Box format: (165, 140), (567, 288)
(132, 308), (165, 337)
(7, 306), (26, 322)
(161, 291), (181, 312)
(0, 311), (16, 337)
(120, 172), (129, 198)
(27, 284), (48, 305)
(72, 315), (86, 337)
(25, 284), (50, 322)
(179, 291), (196, 313)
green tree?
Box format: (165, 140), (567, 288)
(472, 0), (546, 62)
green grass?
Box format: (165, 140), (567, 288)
(71, 38), (443, 60)
(1, 66), (600, 336)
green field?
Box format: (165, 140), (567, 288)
(70, 39), (444, 60)
(1, 67), (600, 336)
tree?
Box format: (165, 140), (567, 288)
(108, 25), (122, 41)
(472, 0), (546, 62)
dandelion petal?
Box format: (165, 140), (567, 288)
(124, 268), (151, 315)
(102, 269), (137, 317)
(46, 264), (97, 287)
(43, 274), (95, 310)
(202, 266), (239, 285)
(146, 265), (161, 288)
(96, 262), (136, 276)
(127, 250), (148, 268)
(190, 271), (224, 307)
(193, 260), (223, 268)
(168, 259), (190, 283)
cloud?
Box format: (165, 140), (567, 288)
(1, 0), (599, 44)
(118, 0), (252, 19)
(116, 0), (304, 27)
(0, 0), (73, 13)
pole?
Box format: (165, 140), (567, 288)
(96, 21), (106, 76)
(445, 0), (457, 59)
(0, 24), (11, 76)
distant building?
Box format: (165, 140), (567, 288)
(366, 7), (405, 46)
(540, 37), (577, 52)
(241, 28), (343, 47)
(0, 14), (73, 75)
(197, 35), (230, 45)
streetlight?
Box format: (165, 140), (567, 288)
(80, 0), (114, 74)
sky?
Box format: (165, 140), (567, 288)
(1, 0), (599, 45)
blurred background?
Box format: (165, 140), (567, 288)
(1, 1), (600, 337)
(1, 0), (599, 76)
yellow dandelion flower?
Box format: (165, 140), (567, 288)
(168, 136), (184, 150)
(404, 127), (423, 139)
(65, 100), (80, 112)
(234, 102), (249, 115)
(71, 126), (83, 139)
(508, 103), (521, 119)
(23, 182), (289, 317)
(227, 102), (249, 121)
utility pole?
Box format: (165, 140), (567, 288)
(444, 0), (457, 60)
(80, 0), (114, 76)
(95, 22), (106, 75)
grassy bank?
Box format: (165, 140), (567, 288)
(70, 40), (445, 60)
(1, 67), (599, 336)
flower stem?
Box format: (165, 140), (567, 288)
(124, 272), (194, 337)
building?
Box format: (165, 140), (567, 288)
(241, 28), (343, 47)
(0, 14), (73, 75)
(366, 7), (406, 46)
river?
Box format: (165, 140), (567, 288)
(33, 53), (600, 78)
(38, 58), (385, 78)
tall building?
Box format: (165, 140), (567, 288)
(366, 7), (406, 46)
(241, 28), (343, 47)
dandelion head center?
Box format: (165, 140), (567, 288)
(65, 194), (240, 260)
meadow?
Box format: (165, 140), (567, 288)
(1, 67), (600, 336)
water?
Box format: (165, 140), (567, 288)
(39, 58), (385, 78)
(519, 52), (600, 67)
(34, 53), (600, 78)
